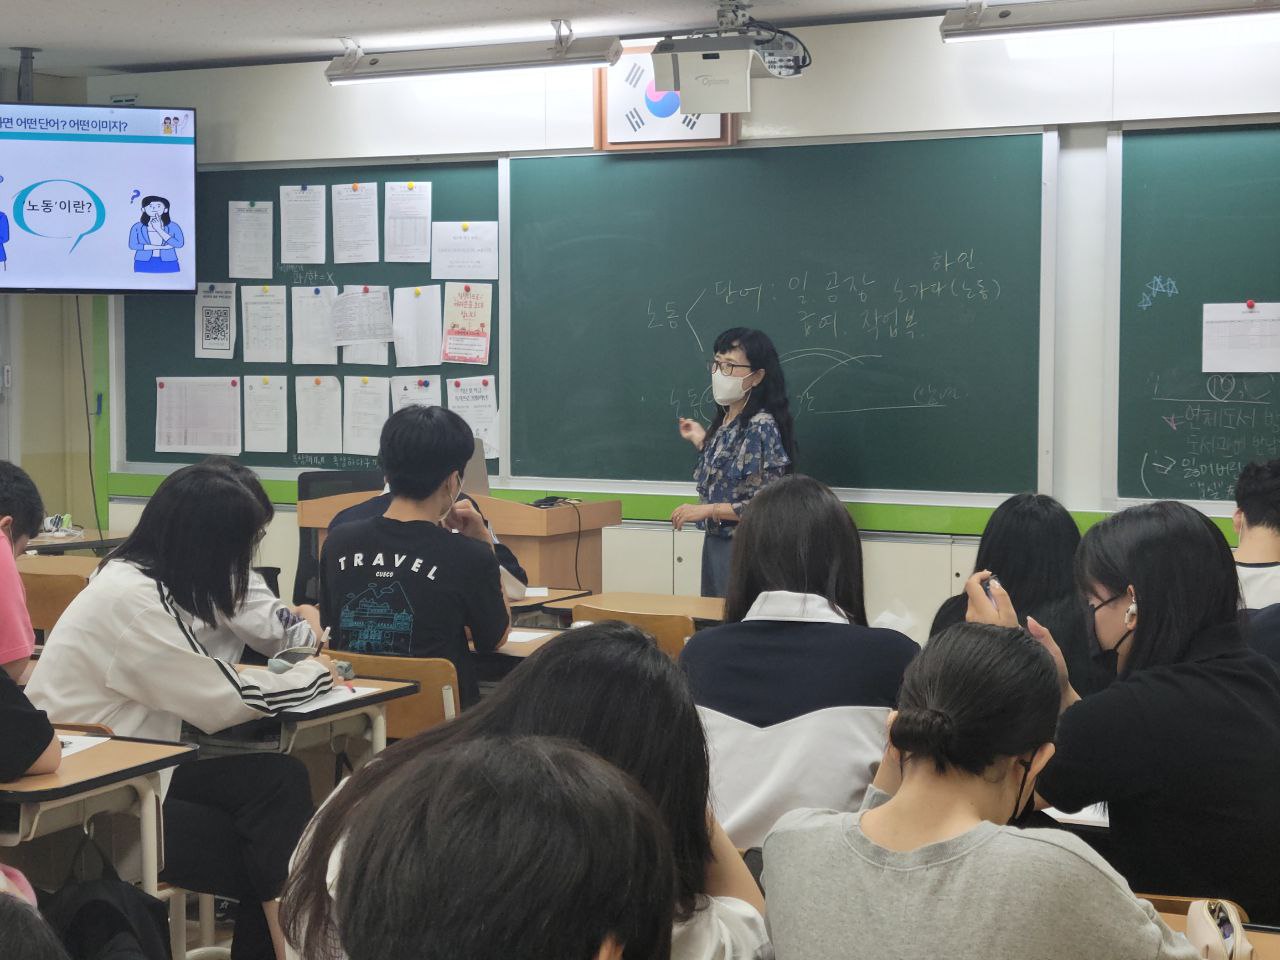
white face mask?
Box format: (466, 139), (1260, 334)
(712, 370), (752, 405)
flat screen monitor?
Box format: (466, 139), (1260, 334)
(0, 102), (196, 293)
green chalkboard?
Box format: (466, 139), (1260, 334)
(510, 136), (1044, 492)
(1119, 126), (1280, 501)
(123, 161), (499, 471)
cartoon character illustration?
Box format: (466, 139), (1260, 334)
(162, 116), (173, 135)
(0, 174), (7, 270)
(129, 195), (184, 273)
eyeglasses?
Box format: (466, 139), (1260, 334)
(708, 360), (753, 376)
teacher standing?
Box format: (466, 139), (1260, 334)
(674, 327), (796, 597)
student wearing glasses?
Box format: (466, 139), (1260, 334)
(674, 328), (796, 597)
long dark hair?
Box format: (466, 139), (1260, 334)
(282, 622), (712, 959)
(704, 327), (796, 462)
(1075, 500), (1239, 674)
(724, 473), (867, 625)
(335, 736), (675, 960)
(106, 463), (269, 623)
(891, 622), (1059, 775)
(203, 455), (274, 523)
(139, 195), (171, 226)
(974, 493), (1080, 613)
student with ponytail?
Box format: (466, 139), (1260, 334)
(763, 622), (1196, 960)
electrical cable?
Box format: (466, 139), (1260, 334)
(74, 298), (104, 541)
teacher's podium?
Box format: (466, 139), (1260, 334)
(471, 496), (621, 595)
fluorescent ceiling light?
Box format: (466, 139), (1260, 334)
(325, 21), (621, 85)
(940, 0), (1280, 42)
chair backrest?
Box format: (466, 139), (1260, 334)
(292, 470), (385, 605)
(339, 652), (460, 740)
(20, 572), (91, 633)
(571, 605), (694, 659)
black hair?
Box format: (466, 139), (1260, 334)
(0, 460), (44, 540)
(107, 463), (269, 623)
(1075, 500), (1239, 674)
(0, 894), (72, 960)
(335, 736), (674, 960)
(201, 456), (274, 525)
(1235, 459), (1280, 533)
(378, 405), (474, 501)
(703, 327), (797, 463)
(891, 622), (1059, 775)
(138, 196), (171, 226)
(283, 622), (711, 958)
(973, 494), (1080, 613)
(724, 473), (867, 625)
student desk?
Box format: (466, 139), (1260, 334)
(1161, 912), (1280, 958)
(510, 587), (590, 613)
(544, 591), (726, 623)
(0, 734), (197, 894)
(28, 530), (131, 556)
(496, 629), (562, 659)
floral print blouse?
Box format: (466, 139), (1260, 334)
(694, 410), (791, 538)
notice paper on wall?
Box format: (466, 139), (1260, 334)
(156, 376), (242, 455)
(1203, 302), (1280, 373)
(431, 221), (498, 279)
(241, 285), (288, 363)
(384, 182), (432, 262)
(441, 282), (492, 364)
(343, 376), (390, 456)
(244, 375), (288, 452)
(279, 185), (326, 264)
(228, 201), (273, 278)
(194, 282), (236, 359)
(332, 286), (394, 345)
(291, 286), (338, 365)
(391, 375), (442, 411)
(332, 182), (379, 263)
(392, 285), (443, 367)
(447, 375), (499, 458)
(296, 376), (343, 453)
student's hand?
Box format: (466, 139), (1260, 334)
(677, 418), (706, 450)
(963, 571), (1020, 628)
(312, 654), (341, 684)
(443, 497), (491, 545)
(1027, 616), (1081, 713)
(870, 713), (904, 797)
(291, 604), (324, 645)
(671, 502), (713, 530)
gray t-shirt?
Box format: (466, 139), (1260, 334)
(762, 790), (1197, 960)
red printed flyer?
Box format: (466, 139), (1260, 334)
(441, 281), (492, 364)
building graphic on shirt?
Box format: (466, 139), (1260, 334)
(339, 583), (415, 654)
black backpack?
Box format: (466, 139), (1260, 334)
(40, 837), (170, 960)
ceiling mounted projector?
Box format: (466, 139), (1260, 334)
(325, 20), (622, 85)
(940, 0), (1280, 42)
(650, 1), (811, 114)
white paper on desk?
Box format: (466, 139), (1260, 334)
(506, 629), (554, 644)
(194, 283), (236, 359)
(384, 182), (432, 262)
(283, 685), (381, 715)
(279, 185), (326, 264)
(441, 282), (492, 365)
(228, 201), (273, 279)
(446, 375), (499, 458)
(431, 221), (498, 279)
(343, 376), (390, 456)
(525, 587), (550, 598)
(501, 566), (527, 600)
(1045, 803), (1109, 829)
(332, 287), (393, 346)
(1203, 302), (1280, 372)
(391, 375), (442, 411)
(241, 285), (288, 363)
(291, 286), (338, 365)
(332, 182), (379, 263)
(295, 376), (343, 453)
(156, 376), (242, 455)
(392, 285), (443, 366)
(57, 734), (109, 758)
(244, 375), (288, 452)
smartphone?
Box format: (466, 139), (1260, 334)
(982, 575), (1002, 609)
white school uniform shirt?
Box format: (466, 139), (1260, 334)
(26, 560), (332, 792)
(1236, 561), (1280, 609)
(194, 570), (314, 663)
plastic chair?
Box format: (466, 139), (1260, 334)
(292, 469), (384, 605)
(339, 652), (460, 739)
(571, 605), (694, 659)
(20, 572), (90, 634)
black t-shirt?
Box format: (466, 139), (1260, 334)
(1035, 623), (1280, 922)
(319, 517), (509, 707)
(0, 669), (54, 781)
(1245, 603), (1280, 664)
(680, 619), (918, 728)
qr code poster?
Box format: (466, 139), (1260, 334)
(195, 283), (237, 359)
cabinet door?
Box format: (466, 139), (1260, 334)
(950, 537), (980, 592)
(602, 525), (675, 593)
(673, 529), (705, 596)
(861, 538), (953, 647)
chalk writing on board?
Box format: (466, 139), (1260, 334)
(1137, 274), (1179, 312)
(282, 265), (337, 288)
(291, 453), (378, 470)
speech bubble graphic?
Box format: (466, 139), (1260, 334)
(13, 179), (107, 253)
(130, 188), (140, 203)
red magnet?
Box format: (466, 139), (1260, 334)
(464, 284), (471, 293)
(158, 381), (165, 389)
(454, 380), (461, 388)
(362, 285), (370, 294)
(1248, 300), (1257, 309)
(417, 379), (426, 387)
(230, 379), (238, 387)
(482, 378), (489, 387)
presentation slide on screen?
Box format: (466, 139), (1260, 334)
(0, 103), (196, 292)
